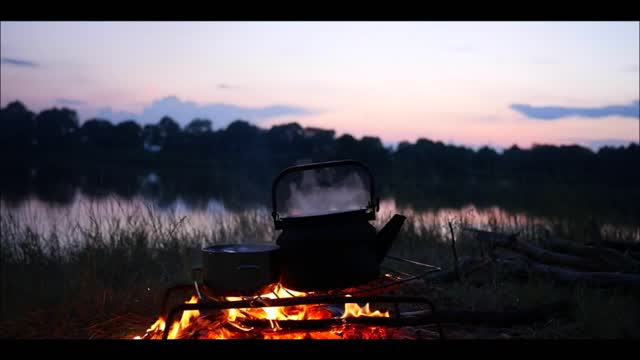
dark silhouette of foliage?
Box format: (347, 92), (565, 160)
(114, 120), (143, 149)
(34, 107), (79, 149)
(185, 118), (213, 135)
(0, 101), (638, 211)
(0, 101), (36, 148)
(80, 118), (116, 148)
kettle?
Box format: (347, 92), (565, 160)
(271, 159), (406, 291)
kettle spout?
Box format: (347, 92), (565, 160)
(376, 214), (406, 262)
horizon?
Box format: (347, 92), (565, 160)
(1, 21), (639, 150)
(4, 98), (638, 153)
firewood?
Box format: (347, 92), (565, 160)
(495, 257), (640, 289)
(585, 240), (640, 258)
(234, 301), (571, 329)
(540, 234), (640, 273)
(464, 228), (612, 272)
(596, 240), (640, 252)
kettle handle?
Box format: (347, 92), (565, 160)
(271, 159), (379, 223)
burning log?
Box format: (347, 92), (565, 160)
(233, 301), (572, 329)
(146, 291), (440, 340)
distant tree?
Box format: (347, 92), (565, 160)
(502, 145), (526, 176)
(303, 127), (336, 159)
(473, 146), (499, 175)
(114, 120), (143, 148)
(1, 100), (639, 193)
(267, 123), (303, 144)
(142, 124), (162, 149)
(335, 134), (359, 159)
(225, 120), (261, 148)
(141, 116), (181, 151)
(0, 101), (36, 148)
(358, 136), (392, 176)
(185, 118), (212, 135)
(265, 123), (304, 167)
(220, 120), (268, 171)
(34, 107), (79, 148)
(80, 118), (115, 148)
(158, 116), (181, 137)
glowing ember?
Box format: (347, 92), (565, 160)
(135, 283), (391, 340)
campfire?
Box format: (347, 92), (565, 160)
(126, 158), (579, 340)
(134, 283), (400, 340)
(133, 161), (444, 340)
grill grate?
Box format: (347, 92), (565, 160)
(156, 255), (444, 340)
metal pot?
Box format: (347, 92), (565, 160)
(201, 244), (280, 296)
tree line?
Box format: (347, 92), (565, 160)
(1, 100), (639, 194)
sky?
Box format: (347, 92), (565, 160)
(1, 21), (638, 150)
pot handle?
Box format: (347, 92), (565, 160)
(271, 159), (379, 224)
(192, 266), (203, 282)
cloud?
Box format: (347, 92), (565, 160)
(510, 100), (640, 120)
(217, 84), (232, 90)
(95, 96), (314, 127)
(56, 98), (87, 107)
(1, 57), (39, 68)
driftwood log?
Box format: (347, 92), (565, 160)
(494, 257), (640, 289)
(464, 228), (627, 272)
(438, 254), (640, 289)
(585, 240), (640, 260)
(540, 234), (640, 273)
(457, 227), (640, 289)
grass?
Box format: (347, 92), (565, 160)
(0, 199), (639, 339)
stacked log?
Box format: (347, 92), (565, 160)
(446, 227), (640, 289)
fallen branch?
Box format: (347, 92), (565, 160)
(495, 257), (640, 289)
(464, 228), (612, 272)
(541, 234), (640, 273)
(585, 240), (640, 257)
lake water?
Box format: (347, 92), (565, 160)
(2, 186), (638, 245)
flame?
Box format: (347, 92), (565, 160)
(180, 296), (200, 328)
(342, 303), (389, 318)
(341, 294), (389, 319)
(222, 284), (311, 323)
(135, 283), (390, 340)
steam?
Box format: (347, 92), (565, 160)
(285, 171), (370, 217)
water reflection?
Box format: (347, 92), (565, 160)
(1, 192), (268, 243)
(3, 192), (638, 246)
(2, 165), (639, 245)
